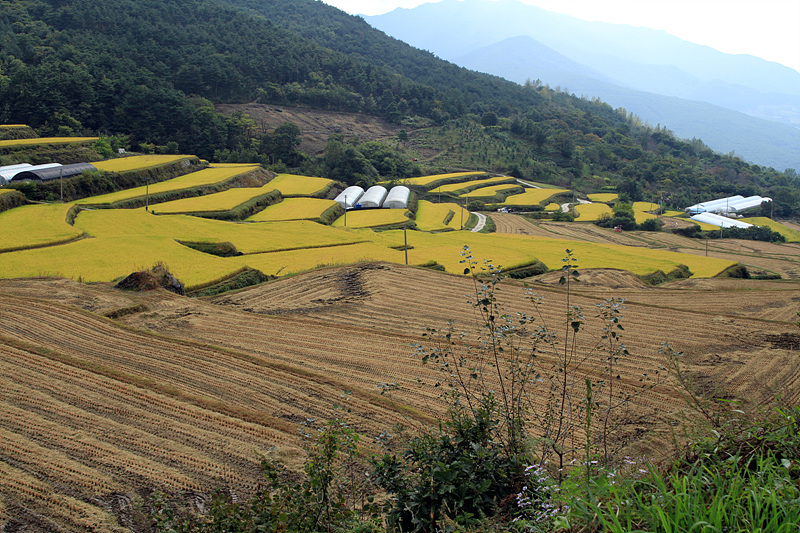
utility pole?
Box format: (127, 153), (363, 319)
(404, 225), (408, 265)
(59, 168), (63, 202)
(145, 178), (150, 212)
(344, 196), (347, 226)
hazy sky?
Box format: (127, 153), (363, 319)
(320, 0), (800, 74)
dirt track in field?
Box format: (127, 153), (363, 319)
(2, 264), (800, 531)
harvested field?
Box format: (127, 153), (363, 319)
(1, 261), (799, 529)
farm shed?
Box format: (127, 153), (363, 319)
(383, 186), (411, 209)
(11, 163), (96, 182)
(359, 185), (388, 208)
(691, 212), (753, 229)
(334, 186), (364, 209)
(685, 195), (744, 214)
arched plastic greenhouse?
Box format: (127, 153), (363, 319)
(12, 163), (96, 182)
(383, 186), (411, 209)
(359, 185), (388, 208)
(334, 186), (364, 209)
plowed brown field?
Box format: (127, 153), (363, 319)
(1, 262), (799, 531)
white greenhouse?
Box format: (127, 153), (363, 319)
(0, 163), (35, 184)
(334, 186), (364, 209)
(685, 195), (744, 214)
(382, 186), (411, 209)
(691, 212), (753, 229)
(359, 185), (388, 208)
(720, 196), (771, 214)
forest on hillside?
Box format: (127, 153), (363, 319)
(0, 0), (798, 215)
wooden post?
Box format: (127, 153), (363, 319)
(59, 168), (63, 202)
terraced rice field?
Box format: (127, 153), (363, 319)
(741, 217), (800, 242)
(3, 260), (797, 529)
(92, 155), (195, 172)
(574, 202), (612, 221)
(75, 164), (260, 205)
(492, 213), (800, 279)
(434, 176), (514, 193)
(265, 173), (334, 196)
(503, 188), (569, 206)
(247, 198), (338, 222)
(0, 203), (83, 252)
(396, 171), (486, 188)
(148, 184), (275, 214)
(331, 208), (410, 228)
(458, 183), (519, 197)
(0, 137), (98, 147)
(415, 200), (470, 231)
(587, 193), (618, 202)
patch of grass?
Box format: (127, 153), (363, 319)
(188, 267), (272, 297)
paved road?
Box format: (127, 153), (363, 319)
(471, 212), (487, 232)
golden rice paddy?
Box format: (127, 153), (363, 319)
(503, 188), (569, 205)
(0, 137), (98, 147)
(247, 198), (338, 222)
(265, 174), (334, 196)
(458, 184), (519, 198)
(434, 176), (513, 193)
(414, 200), (470, 231)
(587, 193), (618, 202)
(0, 203), (83, 253)
(75, 165), (260, 205)
(149, 185), (275, 214)
(395, 171), (486, 187)
(574, 203), (612, 221)
(331, 208), (410, 228)
(740, 217), (800, 242)
(75, 210), (364, 254)
(92, 155), (194, 172)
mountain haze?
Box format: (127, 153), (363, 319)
(366, 0), (800, 170)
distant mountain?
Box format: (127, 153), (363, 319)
(366, 0), (800, 169)
(455, 35), (800, 170)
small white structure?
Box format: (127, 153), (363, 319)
(0, 163), (34, 184)
(359, 185), (388, 208)
(334, 186), (364, 209)
(691, 212), (753, 229)
(383, 186), (411, 209)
